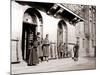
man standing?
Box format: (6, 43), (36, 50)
(37, 32), (43, 62)
(73, 42), (79, 61)
(28, 36), (39, 66)
(43, 34), (50, 62)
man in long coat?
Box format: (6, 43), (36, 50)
(43, 34), (49, 62)
(73, 43), (79, 61)
(58, 43), (63, 58)
(37, 32), (43, 62)
(28, 37), (39, 66)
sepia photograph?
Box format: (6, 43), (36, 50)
(11, 0), (96, 74)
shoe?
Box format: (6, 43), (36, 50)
(27, 64), (32, 66)
(72, 57), (74, 59)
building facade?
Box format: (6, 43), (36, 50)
(83, 5), (96, 57)
(11, 1), (95, 63)
(63, 4), (96, 57)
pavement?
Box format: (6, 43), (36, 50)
(11, 57), (96, 74)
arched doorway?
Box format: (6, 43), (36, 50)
(21, 8), (43, 61)
(57, 20), (68, 58)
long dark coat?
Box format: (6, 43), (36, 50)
(28, 40), (39, 66)
(37, 37), (43, 57)
(73, 44), (79, 58)
(43, 38), (49, 57)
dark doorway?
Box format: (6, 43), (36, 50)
(22, 22), (37, 61)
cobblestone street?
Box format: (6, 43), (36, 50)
(12, 57), (96, 74)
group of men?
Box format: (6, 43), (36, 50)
(27, 32), (79, 66)
(27, 32), (50, 66)
(58, 43), (68, 58)
(58, 42), (79, 61)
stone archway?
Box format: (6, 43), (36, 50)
(21, 8), (43, 61)
(57, 20), (68, 58)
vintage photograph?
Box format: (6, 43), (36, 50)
(11, 0), (96, 74)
